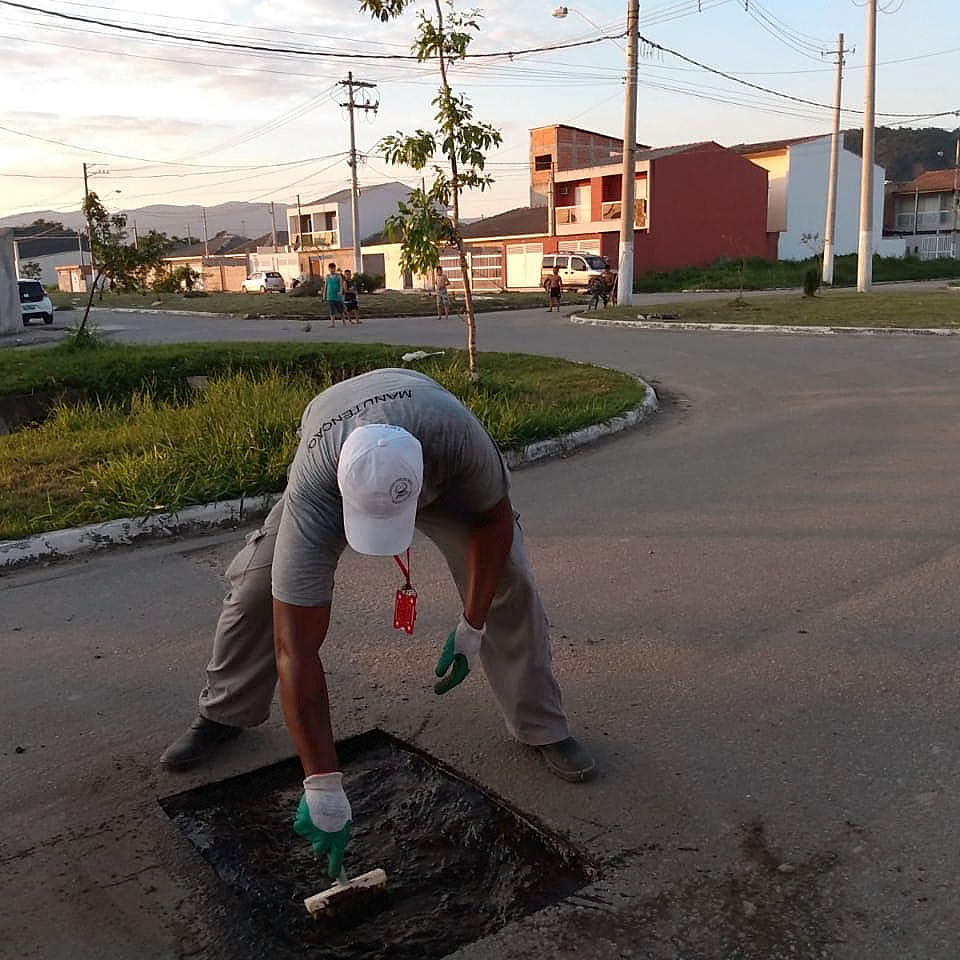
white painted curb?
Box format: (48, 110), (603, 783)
(0, 383), (657, 570)
(570, 313), (959, 336)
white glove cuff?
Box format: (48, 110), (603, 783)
(303, 771), (343, 791)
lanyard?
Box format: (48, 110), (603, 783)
(393, 549), (411, 589)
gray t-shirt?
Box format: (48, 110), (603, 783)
(272, 368), (510, 606)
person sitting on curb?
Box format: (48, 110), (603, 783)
(160, 368), (598, 879)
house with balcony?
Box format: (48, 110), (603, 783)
(884, 168), (959, 259)
(421, 137), (772, 292)
(288, 181), (414, 270)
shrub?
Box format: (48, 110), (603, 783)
(290, 278), (322, 298)
(803, 268), (821, 298)
(354, 272), (383, 294)
(153, 265), (200, 293)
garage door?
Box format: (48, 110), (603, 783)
(506, 243), (543, 289)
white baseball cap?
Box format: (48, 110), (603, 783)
(337, 424), (423, 556)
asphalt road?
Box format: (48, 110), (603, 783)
(3, 305), (960, 959)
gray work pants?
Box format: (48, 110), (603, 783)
(198, 498), (570, 746)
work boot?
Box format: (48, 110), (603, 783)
(537, 736), (598, 782)
(160, 715), (243, 771)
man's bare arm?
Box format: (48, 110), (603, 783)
(462, 495), (515, 628)
(273, 599), (338, 776)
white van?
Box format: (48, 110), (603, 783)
(540, 252), (613, 292)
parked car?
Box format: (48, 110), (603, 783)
(241, 271), (286, 293)
(540, 252), (613, 292)
(18, 278), (54, 325)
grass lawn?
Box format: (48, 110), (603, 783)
(634, 254), (960, 293)
(590, 290), (960, 328)
(0, 342), (648, 541)
(49, 288), (587, 318)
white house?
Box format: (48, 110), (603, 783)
(288, 181), (414, 253)
(734, 135), (904, 260)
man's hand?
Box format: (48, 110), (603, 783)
(434, 614), (485, 695)
(294, 772), (352, 879)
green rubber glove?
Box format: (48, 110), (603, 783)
(294, 772), (352, 880)
(434, 614), (485, 695)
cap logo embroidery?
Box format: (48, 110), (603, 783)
(390, 478), (413, 504)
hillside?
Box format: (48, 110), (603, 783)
(0, 200), (286, 237)
(844, 126), (959, 182)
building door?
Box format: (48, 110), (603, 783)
(506, 242), (544, 289)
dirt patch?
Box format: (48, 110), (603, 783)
(160, 730), (591, 960)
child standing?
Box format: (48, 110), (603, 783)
(342, 269), (361, 324)
(544, 266), (563, 312)
(324, 262), (344, 327)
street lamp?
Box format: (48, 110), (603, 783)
(552, 2), (639, 305)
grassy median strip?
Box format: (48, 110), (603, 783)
(634, 255), (960, 293)
(0, 343), (648, 541)
(48, 288), (586, 318)
(591, 290), (960, 328)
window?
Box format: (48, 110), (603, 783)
(542, 255), (554, 268)
(584, 256), (607, 270)
(534, 153), (553, 172)
(18, 280), (44, 302)
(555, 256), (569, 269)
(571, 257), (587, 271)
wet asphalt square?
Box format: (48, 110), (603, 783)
(160, 730), (591, 959)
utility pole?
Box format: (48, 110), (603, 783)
(132, 220), (139, 248)
(617, 0), (640, 306)
(296, 193), (303, 247)
(82, 162), (93, 286)
(269, 202), (278, 252)
(338, 71), (379, 274)
(822, 33), (850, 285)
(857, 0), (877, 293)
(241, 218), (246, 238)
(952, 132), (959, 258)
(201, 207), (209, 258)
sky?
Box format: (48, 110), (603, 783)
(1, 0), (957, 229)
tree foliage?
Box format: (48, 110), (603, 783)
(77, 192), (169, 333)
(844, 126), (960, 182)
(359, 0), (502, 380)
(20, 261), (42, 279)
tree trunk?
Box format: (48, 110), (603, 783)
(79, 268), (104, 333)
(456, 239), (478, 379)
(434, 0), (479, 381)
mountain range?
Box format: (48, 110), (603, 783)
(0, 201), (286, 238)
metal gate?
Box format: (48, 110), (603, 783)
(438, 248), (503, 291)
(506, 242), (543, 289)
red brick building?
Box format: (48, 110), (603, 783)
(441, 129), (771, 290)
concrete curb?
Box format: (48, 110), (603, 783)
(89, 306), (236, 318)
(0, 383), (657, 570)
(570, 313), (960, 336)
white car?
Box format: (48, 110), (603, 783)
(19, 279), (54, 325)
(241, 271), (286, 293)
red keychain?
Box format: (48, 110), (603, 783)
(393, 549), (418, 635)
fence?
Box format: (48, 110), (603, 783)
(438, 248), (503, 291)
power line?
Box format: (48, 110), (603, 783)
(0, 2), (625, 61)
(636, 30), (960, 119)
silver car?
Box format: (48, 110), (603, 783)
(241, 270), (286, 293)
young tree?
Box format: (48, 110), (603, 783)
(20, 261), (42, 279)
(78, 192), (168, 332)
(359, 0), (502, 380)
